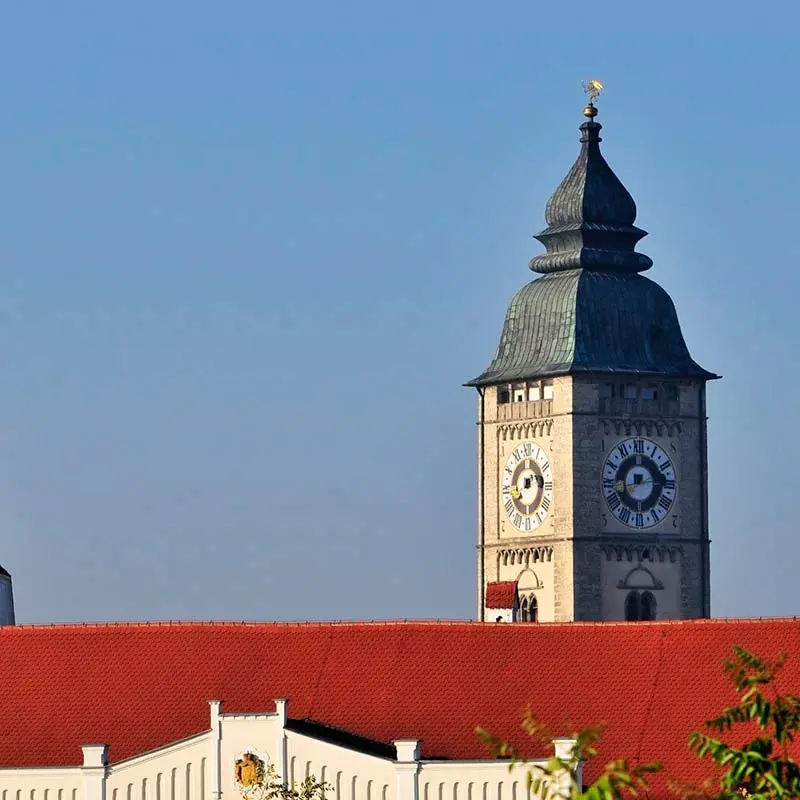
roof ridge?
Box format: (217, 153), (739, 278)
(2, 616), (799, 632)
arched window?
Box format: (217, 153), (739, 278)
(625, 590), (657, 621)
(518, 594), (538, 622)
(625, 590), (641, 621)
(641, 591), (657, 621)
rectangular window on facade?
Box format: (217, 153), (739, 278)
(623, 384), (638, 400)
(641, 386), (658, 400)
(600, 383), (614, 398)
(498, 388), (510, 404)
(666, 384), (679, 401)
(542, 381), (554, 400)
(513, 385), (526, 403)
(528, 383), (542, 401)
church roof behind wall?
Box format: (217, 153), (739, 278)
(1, 618), (799, 796)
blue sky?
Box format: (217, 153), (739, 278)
(0, 1), (797, 623)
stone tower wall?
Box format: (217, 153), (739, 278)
(477, 375), (711, 622)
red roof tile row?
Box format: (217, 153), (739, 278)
(1, 618), (798, 797)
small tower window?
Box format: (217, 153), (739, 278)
(624, 590), (657, 621)
(624, 590), (641, 621)
(528, 383), (542, 401)
(498, 388), (510, 404)
(542, 380), (554, 400)
(513, 384), (526, 403)
(600, 383), (614, 398)
(623, 384), (638, 400)
(641, 591), (657, 621)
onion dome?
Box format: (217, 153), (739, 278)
(467, 98), (718, 387)
(529, 118), (652, 274)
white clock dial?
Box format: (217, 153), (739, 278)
(501, 442), (553, 532)
(602, 437), (676, 529)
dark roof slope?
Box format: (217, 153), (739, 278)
(467, 271), (717, 385)
(1, 618), (799, 797)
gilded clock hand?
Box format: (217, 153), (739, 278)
(615, 477), (656, 494)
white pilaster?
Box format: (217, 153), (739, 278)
(274, 699), (288, 787)
(81, 744), (108, 800)
(551, 737), (580, 798)
(393, 740), (420, 800)
(209, 700), (223, 800)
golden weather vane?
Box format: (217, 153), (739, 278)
(581, 79), (603, 119)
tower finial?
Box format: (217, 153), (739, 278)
(581, 78), (603, 119)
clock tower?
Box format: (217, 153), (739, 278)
(467, 94), (719, 623)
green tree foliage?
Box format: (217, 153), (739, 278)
(243, 763), (330, 800)
(477, 707), (660, 800)
(683, 646), (800, 800)
(477, 647), (800, 800)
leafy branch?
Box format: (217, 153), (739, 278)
(683, 647), (800, 800)
(477, 706), (661, 800)
(478, 647), (800, 800)
(243, 763), (330, 800)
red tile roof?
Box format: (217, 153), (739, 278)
(485, 581), (518, 609)
(1, 619), (799, 796)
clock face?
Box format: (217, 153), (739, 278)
(501, 442), (553, 532)
(602, 437), (676, 529)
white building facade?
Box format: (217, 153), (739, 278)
(0, 700), (573, 800)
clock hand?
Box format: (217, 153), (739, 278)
(616, 476), (666, 494)
(626, 477), (654, 489)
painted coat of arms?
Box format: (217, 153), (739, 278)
(235, 752), (267, 798)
